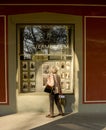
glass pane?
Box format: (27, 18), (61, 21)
(18, 24), (74, 94)
(20, 25), (71, 60)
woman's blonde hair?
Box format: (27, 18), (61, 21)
(50, 66), (58, 73)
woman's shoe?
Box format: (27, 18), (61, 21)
(58, 113), (64, 116)
(46, 114), (54, 118)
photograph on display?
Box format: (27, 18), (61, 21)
(65, 72), (70, 79)
(61, 81), (70, 91)
(42, 64), (50, 74)
(22, 72), (28, 80)
(29, 82), (36, 92)
(61, 61), (66, 69)
(61, 72), (66, 79)
(61, 71), (70, 79)
(22, 82), (28, 92)
(65, 82), (70, 90)
(30, 72), (35, 80)
(22, 61), (28, 71)
(61, 81), (66, 90)
(30, 61), (35, 70)
(55, 61), (60, 66)
(66, 61), (71, 70)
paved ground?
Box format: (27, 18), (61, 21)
(0, 112), (106, 130)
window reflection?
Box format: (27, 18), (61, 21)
(20, 25), (71, 59)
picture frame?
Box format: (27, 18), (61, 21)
(61, 81), (65, 90)
(42, 64), (50, 74)
(29, 82), (36, 92)
(61, 81), (70, 91)
(55, 62), (61, 71)
(30, 61), (35, 70)
(66, 61), (71, 70)
(22, 82), (28, 92)
(29, 72), (35, 81)
(22, 72), (28, 81)
(65, 81), (70, 90)
(61, 61), (66, 69)
(22, 61), (28, 71)
(65, 72), (70, 79)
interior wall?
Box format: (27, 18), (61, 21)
(5, 12), (82, 114)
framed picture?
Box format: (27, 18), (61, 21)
(65, 72), (70, 79)
(30, 61), (35, 70)
(29, 72), (35, 81)
(61, 72), (66, 79)
(55, 62), (61, 70)
(61, 81), (70, 91)
(29, 82), (36, 92)
(61, 61), (66, 69)
(61, 81), (66, 90)
(22, 82), (28, 92)
(22, 72), (28, 81)
(22, 61), (28, 71)
(42, 64), (50, 74)
(66, 61), (71, 70)
(65, 82), (70, 90)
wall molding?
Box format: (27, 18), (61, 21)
(0, 15), (8, 104)
(84, 16), (106, 103)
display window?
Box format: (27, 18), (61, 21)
(17, 24), (74, 93)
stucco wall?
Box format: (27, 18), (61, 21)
(1, 12), (83, 115)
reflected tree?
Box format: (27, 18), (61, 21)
(21, 25), (69, 59)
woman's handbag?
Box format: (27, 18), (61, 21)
(44, 85), (53, 93)
(44, 74), (54, 93)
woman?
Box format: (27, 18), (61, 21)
(46, 66), (64, 118)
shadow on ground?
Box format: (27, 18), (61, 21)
(31, 113), (106, 130)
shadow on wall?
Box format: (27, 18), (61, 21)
(61, 94), (75, 114)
